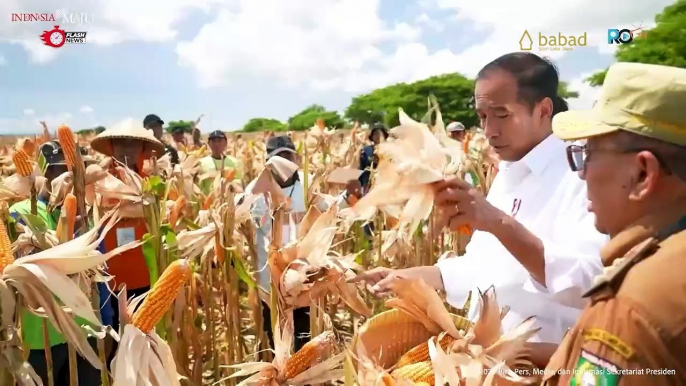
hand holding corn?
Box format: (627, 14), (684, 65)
(431, 176), (504, 234)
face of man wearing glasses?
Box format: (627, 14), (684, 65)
(567, 132), (681, 237)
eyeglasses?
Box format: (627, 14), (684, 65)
(566, 144), (673, 173)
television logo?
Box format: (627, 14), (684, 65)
(608, 23), (648, 44)
(40, 26), (87, 48)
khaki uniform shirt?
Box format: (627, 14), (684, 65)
(543, 210), (686, 385)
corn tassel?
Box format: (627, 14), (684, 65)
(395, 335), (455, 368)
(391, 362), (435, 385)
(12, 149), (33, 177)
(283, 331), (336, 380)
(131, 259), (191, 334)
(56, 124), (77, 170)
(168, 195), (186, 228)
(56, 193), (77, 241)
(0, 220), (14, 274)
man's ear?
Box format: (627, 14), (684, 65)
(629, 151), (662, 201)
(538, 97), (553, 120)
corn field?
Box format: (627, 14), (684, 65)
(0, 100), (541, 386)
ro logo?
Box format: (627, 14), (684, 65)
(607, 29), (633, 44)
(608, 24), (646, 44)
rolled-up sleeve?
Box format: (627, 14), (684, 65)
(527, 237), (604, 296)
(524, 179), (606, 297)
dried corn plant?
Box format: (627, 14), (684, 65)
(0, 104), (504, 386)
(352, 278), (540, 386)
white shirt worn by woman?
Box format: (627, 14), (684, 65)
(436, 134), (607, 344)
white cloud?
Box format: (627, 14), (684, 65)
(23, 109), (35, 116)
(176, 0), (421, 90)
(80, 105), (94, 114)
(0, 56), (6, 66)
(414, 13), (444, 32)
(0, 0), (226, 62)
(0, 112), (75, 135)
(566, 70), (604, 110)
(176, 0), (671, 94)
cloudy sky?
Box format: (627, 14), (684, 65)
(0, 0), (674, 134)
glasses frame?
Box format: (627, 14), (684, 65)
(565, 144), (674, 174)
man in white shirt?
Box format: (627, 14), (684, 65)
(246, 135), (359, 352)
(352, 52), (607, 363)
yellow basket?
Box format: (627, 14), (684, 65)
(350, 308), (472, 370)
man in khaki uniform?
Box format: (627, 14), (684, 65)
(542, 62), (686, 385)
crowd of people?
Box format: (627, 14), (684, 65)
(8, 51), (686, 385)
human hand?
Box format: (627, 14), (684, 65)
(347, 267), (398, 298)
(431, 176), (504, 233)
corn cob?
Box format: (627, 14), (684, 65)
(283, 331), (336, 380)
(22, 138), (36, 157)
(131, 259), (191, 334)
(12, 149), (33, 177)
(56, 193), (77, 241)
(391, 361), (435, 385)
(395, 334), (455, 368)
(380, 373), (397, 386)
(0, 220), (14, 274)
(56, 124), (77, 169)
(458, 225), (473, 237)
(202, 194), (213, 210)
(168, 195), (186, 228)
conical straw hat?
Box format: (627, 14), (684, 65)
(91, 119), (165, 157)
(350, 308), (472, 370)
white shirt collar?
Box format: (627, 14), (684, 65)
(499, 133), (566, 177)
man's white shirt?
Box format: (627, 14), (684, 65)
(436, 134), (607, 343)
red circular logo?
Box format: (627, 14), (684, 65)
(40, 26), (66, 48)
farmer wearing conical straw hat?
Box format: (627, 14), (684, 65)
(91, 120), (165, 333)
(542, 63), (686, 385)
(352, 52), (608, 365)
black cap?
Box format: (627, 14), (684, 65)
(266, 135), (296, 157)
(143, 114), (164, 128)
(369, 123), (389, 141)
(39, 140), (89, 167)
(208, 130), (227, 140)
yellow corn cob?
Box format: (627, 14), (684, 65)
(56, 124), (77, 169)
(391, 362), (435, 385)
(12, 149), (33, 177)
(283, 331), (336, 380)
(131, 259), (191, 334)
(395, 334), (455, 368)
(0, 220), (14, 274)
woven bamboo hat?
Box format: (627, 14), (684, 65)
(91, 119), (165, 157)
(350, 308), (472, 370)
